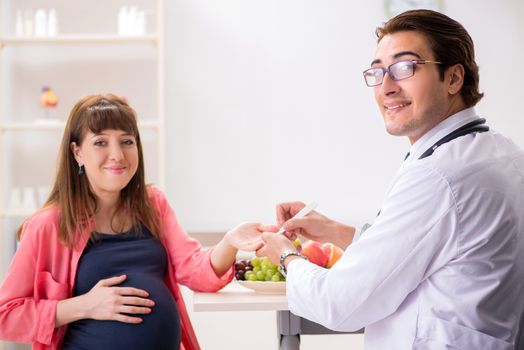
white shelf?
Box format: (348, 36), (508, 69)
(0, 1), (166, 299)
(0, 120), (64, 131)
(0, 119), (161, 131)
(0, 209), (33, 218)
(0, 35), (159, 48)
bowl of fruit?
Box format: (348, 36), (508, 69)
(235, 256), (286, 294)
(234, 240), (345, 294)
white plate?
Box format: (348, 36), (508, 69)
(237, 280), (286, 294)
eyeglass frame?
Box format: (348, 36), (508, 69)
(362, 59), (444, 87)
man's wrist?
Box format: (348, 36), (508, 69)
(330, 222), (355, 249)
(284, 255), (302, 268)
(279, 250), (308, 277)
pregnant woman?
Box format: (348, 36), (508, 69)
(0, 94), (265, 350)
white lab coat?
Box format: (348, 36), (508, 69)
(286, 108), (524, 349)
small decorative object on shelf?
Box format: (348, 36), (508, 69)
(40, 85), (58, 119)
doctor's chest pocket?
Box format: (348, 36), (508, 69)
(413, 316), (513, 350)
(35, 271), (69, 300)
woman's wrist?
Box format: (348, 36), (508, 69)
(56, 295), (89, 327)
(210, 234), (238, 277)
(223, 229), (235, 249)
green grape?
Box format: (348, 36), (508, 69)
(271, 273), (282, 282)
(277, 271), (286, 280)
(256, 270), (265, 281)
(247, 274), (258, 281)
(252, 266), (261, 274)
(266, 269), (276, 279)
(244, 271), (254, 280)
(250, 256), (261, 267)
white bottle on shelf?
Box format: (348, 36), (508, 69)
(37, 186), (51, 207)
(128, 6), (138, 35)
(34, 8), (47, 37)
(21, 187), (37, 212)
(118, 6), (129, 35)
(23, 10), (34, 36)
(8, 188), (22, 211)
(15, 10), (24, 36)
(136, 10), (146, 36)
(47, 8), (58, 36)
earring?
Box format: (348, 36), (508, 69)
(78, 164), (85, 176)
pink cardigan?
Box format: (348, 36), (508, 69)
(0, 186), (233, 349)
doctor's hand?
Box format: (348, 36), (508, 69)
(276, 201), (338, 242)
(256, 232), (295, 266)
(277, 201), (356, 249)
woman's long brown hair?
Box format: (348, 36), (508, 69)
(17, 94), (161, 246)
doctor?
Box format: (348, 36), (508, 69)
(257, 9), (524, 349)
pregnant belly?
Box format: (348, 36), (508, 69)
(63, 274), (181, 350)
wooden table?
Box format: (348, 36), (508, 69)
(193, 282), (359, 349)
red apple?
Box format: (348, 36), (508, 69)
(301, 240), (329, 267)
(322, 242), (344, 268)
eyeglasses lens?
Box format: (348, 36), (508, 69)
(390, 61), (414, 81)
(364, 69), (383, 87)
(363, 61), (419, 86)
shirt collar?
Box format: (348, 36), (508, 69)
(405, 107), (479, 162)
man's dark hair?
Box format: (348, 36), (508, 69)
(376, 10), (483, 107)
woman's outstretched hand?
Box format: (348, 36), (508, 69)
(225, 222), (278, 251)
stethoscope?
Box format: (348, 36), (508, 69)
(417, 118), (489, 159)
(373, 118), (489, 220)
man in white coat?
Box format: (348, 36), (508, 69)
(257, 9), (524, 350)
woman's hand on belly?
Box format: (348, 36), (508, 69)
(83, 274), (156, 323)
(56, 274), (155, 327)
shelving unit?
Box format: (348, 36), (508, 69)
(0, 34), (159, 46)
(0, 1), (165, 348)
(0, 119), (162, 131)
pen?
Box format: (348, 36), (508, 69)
(277, 201), (318, 235)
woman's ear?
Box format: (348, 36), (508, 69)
(447, 63), (465, 95)
(70, 142), (82, 163)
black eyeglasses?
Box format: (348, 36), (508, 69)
(363, 59), (444, 87)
